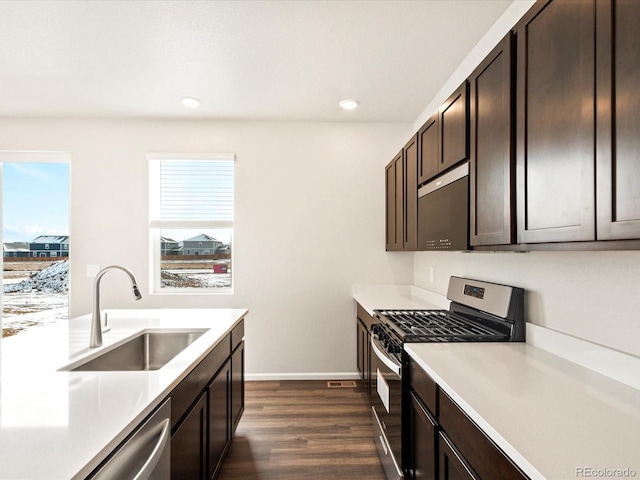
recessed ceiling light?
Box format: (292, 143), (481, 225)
(182, 97), (201, 109)
(339, 99), (359, 110)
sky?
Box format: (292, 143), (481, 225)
(2, 163), (69, 243)
(1, 161), (232, 246)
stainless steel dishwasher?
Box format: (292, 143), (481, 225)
(88, 398), (171, 480)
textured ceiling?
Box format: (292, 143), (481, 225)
(0, 0), (513, 122)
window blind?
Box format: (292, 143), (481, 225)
(159, 160), (234, 222)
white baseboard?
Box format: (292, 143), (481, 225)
(245, 372), (361, 381)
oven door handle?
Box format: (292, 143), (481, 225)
(371, 336), (402, 376)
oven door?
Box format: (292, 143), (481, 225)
(370, 335), (403, 479)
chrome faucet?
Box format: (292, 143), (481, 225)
(90, 265), (143, 348)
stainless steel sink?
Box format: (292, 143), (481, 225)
(64, 329), (208, 371)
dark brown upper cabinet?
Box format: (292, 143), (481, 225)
(385, 136), (418, 251)
(418, 113), (439, 185)
(440, 81), (470, 173)
(404, 135), (419, 250)
(515, 0), (596, 244)
(418, 82), (470, 186)
(469, 32), (516, 247)
(385, 151), (402, 251)
(596, 0), (640, 240)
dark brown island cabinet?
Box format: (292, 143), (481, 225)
(386, 135), (418, 251)
(406, 357), (528, 480)
(170, 320), (245, 480)
(516, 0), (640, 244)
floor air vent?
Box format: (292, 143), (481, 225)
(327, 380), (356, 388)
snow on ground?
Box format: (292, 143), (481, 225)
(161, 270), (231, 288)
(4, 260), (68, 294)
(2, 261), (69, 338)
(1, 261), (229, 338)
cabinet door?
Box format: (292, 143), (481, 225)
(171, 393), (207, 480)
(231, 341), (244, 434)
(356, 319), (366, 382)
(208, 360), (231, 480)
(597, 0), (640, 239)
(385, 152), (404, 251)
(439, 82), (469, 173)
(438, 433), (479, 480)
(418, 113), (440, 184)
(469, 32), (515, 246)
(407, 392), (438, 480)
(394, 152), (405, 250)
(385, 161), (396, 251)
(404, 135), (419, 250)
(516, 0), (596, 243)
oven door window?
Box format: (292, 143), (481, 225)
(376, 368), (391, 413)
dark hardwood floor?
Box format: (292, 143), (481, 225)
(218, 380), (386, 480)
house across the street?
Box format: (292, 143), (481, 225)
(29, 235), (69, 258)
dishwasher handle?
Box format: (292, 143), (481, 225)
(89, 399), (171, 480)
(133, 418), (170, 480)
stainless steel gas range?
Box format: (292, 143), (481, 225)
(369, 276), (525, 480)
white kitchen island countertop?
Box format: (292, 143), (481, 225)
(0, 308), (248, 479)
(405, 342), (640, 480)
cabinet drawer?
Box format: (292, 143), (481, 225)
(438, 390), (528, 480)
(170, 337), (231, 431)
(409, 358), (438, 417)
(231, 320), (244, 351)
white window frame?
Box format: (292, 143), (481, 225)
(148, 153), (235, 295)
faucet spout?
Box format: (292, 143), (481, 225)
(90, 265), (142, 348)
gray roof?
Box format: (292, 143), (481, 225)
(31, 235), (69, 244)
(3, 242), (29, 252)
(182, 234), (219, 243)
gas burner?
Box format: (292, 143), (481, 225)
(375, 277), (525, 344)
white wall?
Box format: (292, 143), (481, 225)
(414, 251), (640, 358)
(0, 118), (413, 378)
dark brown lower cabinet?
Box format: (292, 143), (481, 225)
(208, 360), (231, 480)
(170, 319), (245, 480)
(231, 339), (245, 432)
(438, 391), (527, 480)
(407, 392), (438, 480)
(356, 318), (370, 391)
(406, 359), (528, 480)
(171, 393), (208, 480)
(438, 432), (478, 480)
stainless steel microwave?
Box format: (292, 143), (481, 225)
(417, 162), (469, 250)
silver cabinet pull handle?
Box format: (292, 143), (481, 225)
(133, 418), (170, 480)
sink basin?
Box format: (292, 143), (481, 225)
(64, 329), (209, 371)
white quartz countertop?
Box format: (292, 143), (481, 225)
(405, 342), (640, 480)
(353, 284), (449, 316)
(0, 308), (248, 480)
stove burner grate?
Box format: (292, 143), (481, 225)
(378, 309), (508, 341)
